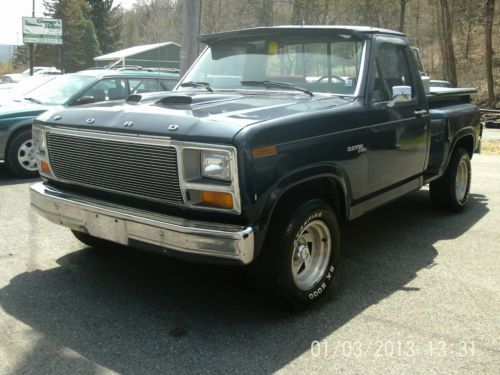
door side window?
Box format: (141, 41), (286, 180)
(371, 59), (391, 102)
(129, 78), (160, 94)
(370, 42), (414, 103)
(80, 78), (128, 103)
(160, 79), (177, 91)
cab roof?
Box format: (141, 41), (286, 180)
(198, 25), (405, 44)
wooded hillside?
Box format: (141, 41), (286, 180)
(9, 0), (498, 108)
(122, 0), (498, 108)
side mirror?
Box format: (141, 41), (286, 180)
(420, 76), (431, 94)
(387, 85), (412, 108)
(73, 96), (95, 106)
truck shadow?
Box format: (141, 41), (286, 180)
(0, 163), (40, 186)
(0, 191), (489, 374)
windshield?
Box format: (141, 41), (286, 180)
(10, 76), (56, 100)
(24, 75), (96, 105)
(180, 35), (365, 95)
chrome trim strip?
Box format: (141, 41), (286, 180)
(349, 177), (422, 220)
(353, 42), (368, 97)
(45, 126), (174, 146)
(30, 182), (254, 264)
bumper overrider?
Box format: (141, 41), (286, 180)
(30, 182), (255, 264)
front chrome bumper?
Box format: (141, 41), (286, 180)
(30, 182), (254, 264)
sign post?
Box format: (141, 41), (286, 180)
(180, 0), (201, 75)
(22, 17), (63, 75)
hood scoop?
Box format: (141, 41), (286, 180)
(156, 93), (243, 108)
(158, 95), (193, 105)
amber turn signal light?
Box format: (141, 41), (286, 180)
(201, 191), (233, 209)
(40, 160), (50, 174)
(252, 145), (277, 159)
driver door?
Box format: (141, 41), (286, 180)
(366, 37), (429, 194)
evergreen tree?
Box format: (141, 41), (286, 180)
(37, 0), (101, 72)
(87, 0), (123, 54)
(13, 45), (30, 69)
(58, 0), (101, 71)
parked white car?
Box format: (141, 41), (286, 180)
(1, 67), (61, 84)
(0, 75), (56, 105)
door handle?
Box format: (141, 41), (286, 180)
(414, 109), (428, 117)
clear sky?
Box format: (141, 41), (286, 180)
(0, 0), (137, 45)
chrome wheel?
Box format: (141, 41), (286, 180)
(291, 220), (332, 291)
(17, 139), (37, 172)
(455, 157), (469, 202)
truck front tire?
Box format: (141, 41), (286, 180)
(253, 198), (341, 309)
(430, 148), (471, 211)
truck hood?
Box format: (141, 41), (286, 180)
(37, 92), (354, 143)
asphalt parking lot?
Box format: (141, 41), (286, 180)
(0, 154), (499, 374)
(483, 126), (500, 141)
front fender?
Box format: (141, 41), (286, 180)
(251, 163), (351, 257)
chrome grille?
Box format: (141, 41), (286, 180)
(47, 132), (183, 205)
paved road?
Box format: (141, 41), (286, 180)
(482, 126), (500, 141)
(0, 156), (499, 374)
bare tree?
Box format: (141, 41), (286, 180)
(120, 0), (498, 105)
(291, 0), (332, 25)
(464, 0), (474, 59)
(438, 0), (458, 86)
(202, 0), (223, 33)
(258, 0), (274, 26)
(484, 0), (496, 108)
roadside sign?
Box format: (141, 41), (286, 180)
(22, 17), (63, 45)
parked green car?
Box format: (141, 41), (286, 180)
(0, 68), (179, 177)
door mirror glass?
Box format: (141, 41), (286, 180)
(73, 95), (95, 106)
(388, 85), (412, 107)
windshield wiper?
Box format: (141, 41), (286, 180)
(240, 80), (313, 97)
(180, 81), (213, 92)
(24, 97), (42, 104)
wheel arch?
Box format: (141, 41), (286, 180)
(4, 122), (33, 162)
(271, 175), (348, 221)
(254, 167), (351, 258)
(452, 133), (475, 158)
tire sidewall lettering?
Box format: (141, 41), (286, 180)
(293, 210), (335, 301)
(293, 210), (323, 247)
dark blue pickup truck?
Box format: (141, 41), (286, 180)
(30, 26), (481, 309)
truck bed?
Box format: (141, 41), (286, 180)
(426, 87), (477, 104)
(425, 87), (481, 180)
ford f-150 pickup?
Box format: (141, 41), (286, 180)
(30, 26), (481, 309)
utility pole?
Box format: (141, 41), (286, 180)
(29, 0), (35, 76)
(180, 0), (202, 75)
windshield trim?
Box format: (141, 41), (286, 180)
(352, 41), (367, 97)
(209, 88), (357, 99)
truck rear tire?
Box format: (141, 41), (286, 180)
(252, 198), (341, 310)
(6, 129), (39, 178)
(72, 230), (118, 250)
(430, 148), (471, 211)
